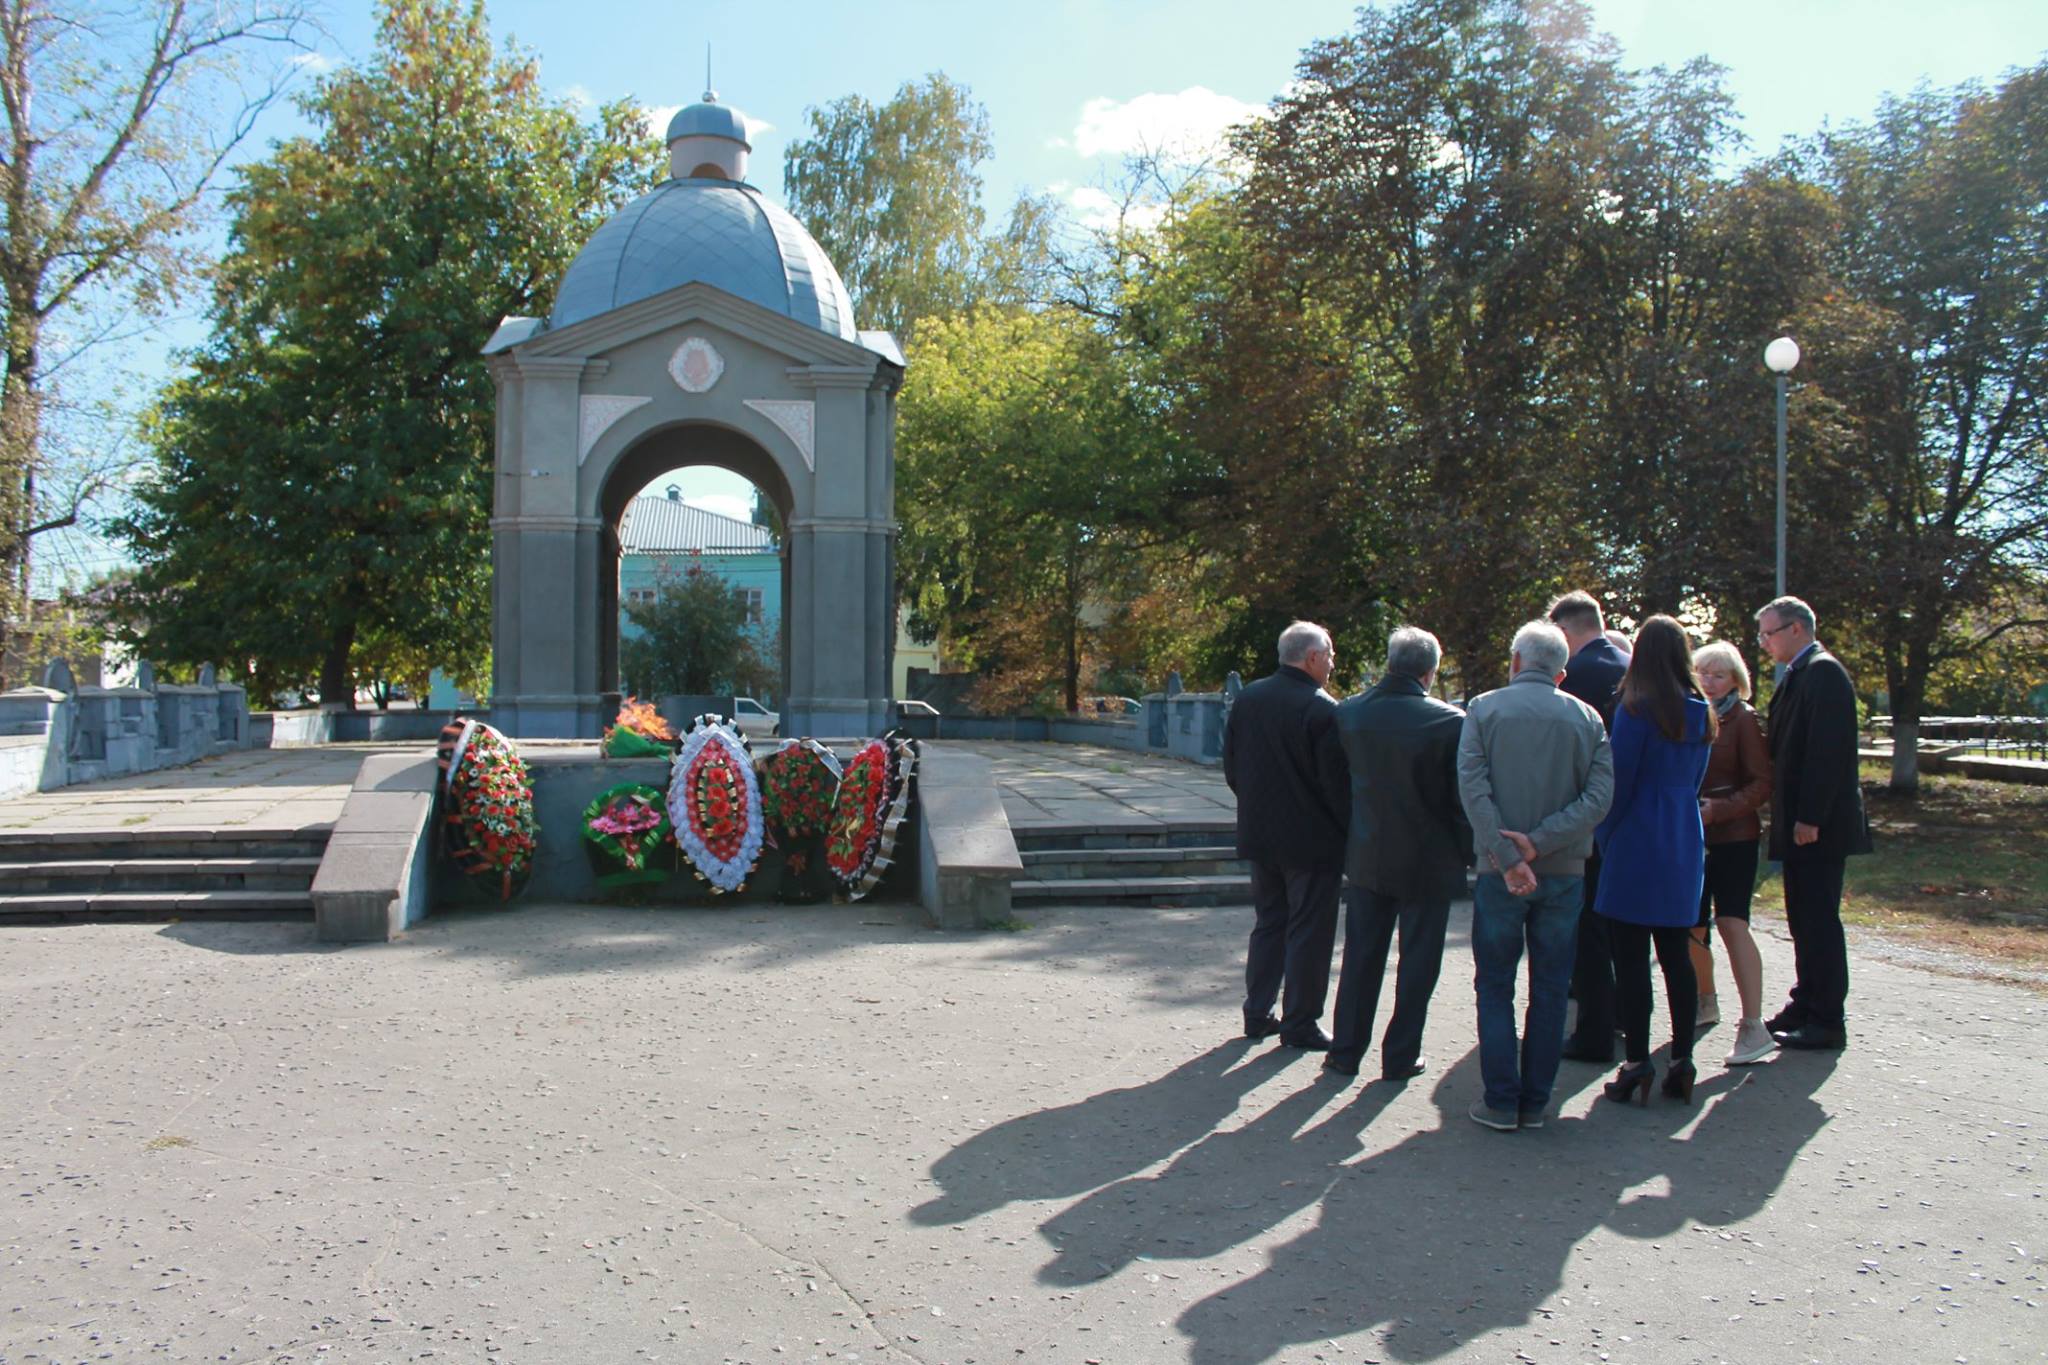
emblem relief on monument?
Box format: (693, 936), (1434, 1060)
(668, 336), (725, 393)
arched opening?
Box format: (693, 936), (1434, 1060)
(598, 423), (796, 715)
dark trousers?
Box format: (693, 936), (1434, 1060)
(1327, 887), (1450, 1075)
(1783, 857), (1849, 1027)
(1606, 915), (1697, 1063)
(1245, 862), (1341, 1037)
(1564, 851), (1613, 1051)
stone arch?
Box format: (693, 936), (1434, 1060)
(484, 283), (902, 739)
(594, 421), (795, 707)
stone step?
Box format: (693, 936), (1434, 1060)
(0, 889), (315, 920)
(1009, 822), (1236, 854)
(1, 856), (323, 894)
(1019, 846), (1246, 880)
(1010, 873), (1252, 908)
(0, 829), (330, 863)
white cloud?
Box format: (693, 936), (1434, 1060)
(563, 83), (596, 111)
(1071, 86), (1268, 163)
(690, 494), (754, 524)
(1056, 183), (1171, 234)
(289, 51), (335, 75)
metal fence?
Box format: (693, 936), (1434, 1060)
(1872, 715), (2048, 762)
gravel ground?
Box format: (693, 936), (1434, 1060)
(2, 901), (2043, 1364)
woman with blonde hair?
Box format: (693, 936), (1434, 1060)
(1693, 639), (1776, 1065)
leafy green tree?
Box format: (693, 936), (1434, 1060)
(618, 563), (771, 698)
(783, 73), (1050, 339)
(113, 0), (654, 705)
(0, 0), (310, 686)
(897, 305), (1186, 711)
(1795, 64), (2048, 789)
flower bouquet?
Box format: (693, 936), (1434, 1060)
(602, 696), (676, 759)
(756, 738), (844, 903)
(435, 718), (538, 903)
(824, 731), (918, 901)
(668, 715), (763, 895)
(581, 782), (673, 889)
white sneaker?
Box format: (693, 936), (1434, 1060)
(1696, 994), (1720, 1030)
(1726, 1019), (1777, 1065)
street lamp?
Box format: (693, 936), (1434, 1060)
(1764, 336), (1801, 597)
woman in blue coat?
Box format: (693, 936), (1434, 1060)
(1595, 615), (1716, 1104)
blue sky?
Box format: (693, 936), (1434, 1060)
(45, 0), (2048, 579)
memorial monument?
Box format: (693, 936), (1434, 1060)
(484, 89), (904, 738)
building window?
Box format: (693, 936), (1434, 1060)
(739, 587), (764, 623)
(626, 588), (658, 605)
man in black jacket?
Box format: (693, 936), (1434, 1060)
(1756, 596), (1872, 1050)
(1322, 627), (1471, 1082)
(1548, 590), (1630, 1064)
(1223, 620), (1350, 1049)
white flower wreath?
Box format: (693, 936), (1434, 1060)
(668, 716), (763, 893)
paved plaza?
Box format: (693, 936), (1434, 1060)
(1, 743), (2043, 1363)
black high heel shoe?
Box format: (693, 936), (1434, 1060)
(1603, 1060), (1655, 1106)
(1662, 1058), (1697, 1103)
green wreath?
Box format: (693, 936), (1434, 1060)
(581, 783), (672, 888)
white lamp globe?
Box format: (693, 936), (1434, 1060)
(1764, 336), (1801, 373)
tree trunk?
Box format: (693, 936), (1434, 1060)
(318, 615), (358, 711)
(1885, 636), (1930, 794)
(1062, 544), (1080, 714)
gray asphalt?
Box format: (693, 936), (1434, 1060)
(2, 895), (2041, 1364)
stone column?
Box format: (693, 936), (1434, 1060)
(784, 363), (895, 737)
(488, 352), (605, 737)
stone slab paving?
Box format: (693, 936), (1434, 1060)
(0, 744), (426, 838)
(955, 742), (1236, 835)
(2, 896), (2042, 1364)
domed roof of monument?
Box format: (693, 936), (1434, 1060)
(548, 90), (857, 341)
(665, 90), (750, 147)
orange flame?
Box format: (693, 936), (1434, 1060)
(614, 696), (676, 740)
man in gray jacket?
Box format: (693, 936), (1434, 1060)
(1457, 619), (1614, 1132)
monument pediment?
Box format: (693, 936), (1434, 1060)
(510, 280), (897, 376)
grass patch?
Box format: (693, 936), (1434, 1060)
(144, 1135), (194, 1151)
(984, 916), (1033, 932)
(1753, 763), (2048, 975)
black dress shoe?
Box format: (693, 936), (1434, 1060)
(1279, 1027), (1333, 1051)
(1321, 1053), (1360, 1078)
(1380, 1058), (1426, 1082)
(1765, 1007), (1806, 1038)
(1777, 1023), (1847, 1051)
(1560, 1038), (1615, 1064)
(1243, 1014), (1283, 1040)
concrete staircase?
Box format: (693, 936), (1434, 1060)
(0, 827), (328, 921)
(1010, 819), (1251, 908)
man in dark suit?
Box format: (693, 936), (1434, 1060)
(1322, 627), (1470, 1082)
(1223, 620), (1350, 1049)
(1547, 590), (1630, 1063)
(1756, 595), (1872, 1050)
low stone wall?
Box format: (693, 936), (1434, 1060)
(892, 707), (1216, 763)
(0, 661), (252, 798)
(311, 752), (440, 942)
(914, 745), (1023, 929)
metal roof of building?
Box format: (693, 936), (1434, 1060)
(619, 496), (777, 555)
(666, 93), (750, 147)
(549, 178), (858, 340)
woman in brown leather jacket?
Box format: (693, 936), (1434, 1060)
(1694, 641), (1776, 1065)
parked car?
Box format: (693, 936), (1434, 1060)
(732, 696), (779, 739)
(895, 699), (941, 720)
(1085, 695), (1142, 715)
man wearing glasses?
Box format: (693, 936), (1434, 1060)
(1754, 596), (1872, 1050)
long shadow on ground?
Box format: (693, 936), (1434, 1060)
(1174, 1052), (1835, 1363)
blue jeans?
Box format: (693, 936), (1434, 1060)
(1471, 874), (1584, 1114)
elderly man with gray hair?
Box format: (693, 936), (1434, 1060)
(1223, 620), (1351, 1049)
(1323, 626), (1472, 1083)
(1456, 620), (1614, 1131)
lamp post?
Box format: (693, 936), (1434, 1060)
(1764, 336), (1801, 597)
